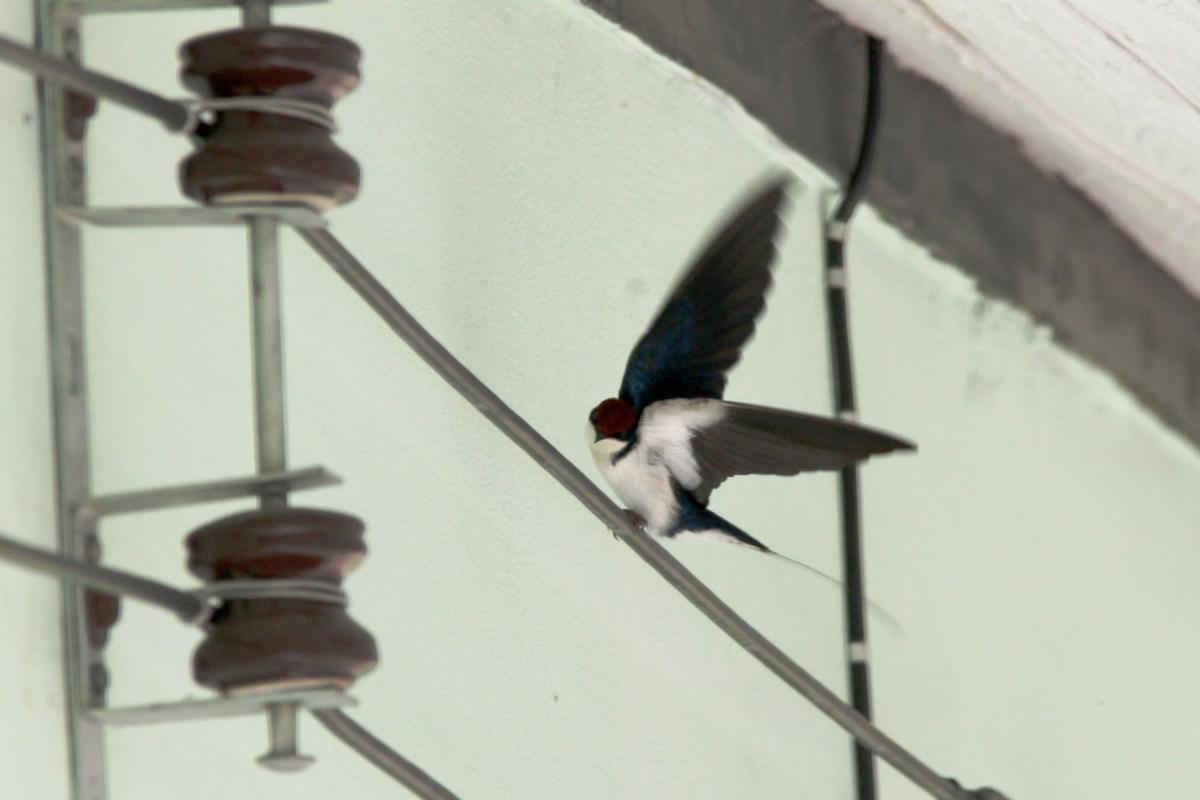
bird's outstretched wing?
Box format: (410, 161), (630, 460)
(618, 179), (789, 412)
(638, 399), (915, 505)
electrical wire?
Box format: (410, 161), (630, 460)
(820, 36), (1009, 800)
(829, 38), (884, 233)
(0, 34), (189, 131)
(312, 709), (461, 800)
(0, 530), (207, 623)
(0, 36), (334, 137)
(297, 225), (973, 800)
(822, 35), (884, 800)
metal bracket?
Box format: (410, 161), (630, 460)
(57, 0), (323, 17)
(74, 465), (341, 528)
(57, 203), (328, 229)
(89, 687), (354, 726)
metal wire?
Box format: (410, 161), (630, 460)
(822, 35), (885, 800)
(182, 97), (338, 132)
(191, 579), (347, 606)
(296, 226), (971, 800)
(312, 709), (461, 800)
(0, 34), (189, 131)
(0, 37), (336, 138)
(0, 531), (207, 624)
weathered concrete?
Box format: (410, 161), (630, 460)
(585, 0), (1200, 449)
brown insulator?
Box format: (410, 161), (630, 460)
(85, 590), (121, 649)
(186, 507), (378, 694)
(178, 27), (361, 210)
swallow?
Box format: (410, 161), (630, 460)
(587, 178), (914, 557)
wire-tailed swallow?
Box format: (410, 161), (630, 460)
(587, 178), (914, 556)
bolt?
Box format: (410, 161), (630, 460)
(257, 702), (315, 772)
(88, 662), (109, 702)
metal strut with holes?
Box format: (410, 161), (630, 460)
(24, 0), (404, 796)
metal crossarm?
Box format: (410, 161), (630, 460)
(75, 466), (340, 526)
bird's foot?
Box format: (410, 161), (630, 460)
(946, 779), (1010, 800)
(612, 509), (647, 540)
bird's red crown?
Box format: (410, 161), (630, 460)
(590, 398), (638, 438)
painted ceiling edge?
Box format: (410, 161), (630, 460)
(581, 0), (1200, 451)
(813, 0), (1200, 304)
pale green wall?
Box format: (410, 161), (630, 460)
(2, 1), (1199, 799)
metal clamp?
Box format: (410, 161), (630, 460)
(182, 96), (338, 134)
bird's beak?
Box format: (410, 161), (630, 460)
(593, 430), (604, 443)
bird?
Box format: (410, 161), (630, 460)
(586, 177), (914, 559)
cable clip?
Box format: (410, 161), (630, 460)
(180, 97), (338, 135)
(189, 579), (349, 625)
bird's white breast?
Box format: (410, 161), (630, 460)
(588, 431), (678, 535)
(587, 399), (727, 535)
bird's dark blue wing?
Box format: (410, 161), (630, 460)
(618, 179), (789, 411)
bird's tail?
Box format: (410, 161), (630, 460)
(671, 500), (903, 638)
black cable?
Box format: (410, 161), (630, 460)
(830, 37), (885, 232)
(822, 35), (884, 800)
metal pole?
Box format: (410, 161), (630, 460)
(0, 33), (189, 131)
(32, 5), (108, 798)
(236, 5), (307, 774)
(0, 532), (207, 623)
(247, 216), (288, 507)
(240, 0), (271, 27)
(313, 709), (461, 800)
(296, 226), (974, 800)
